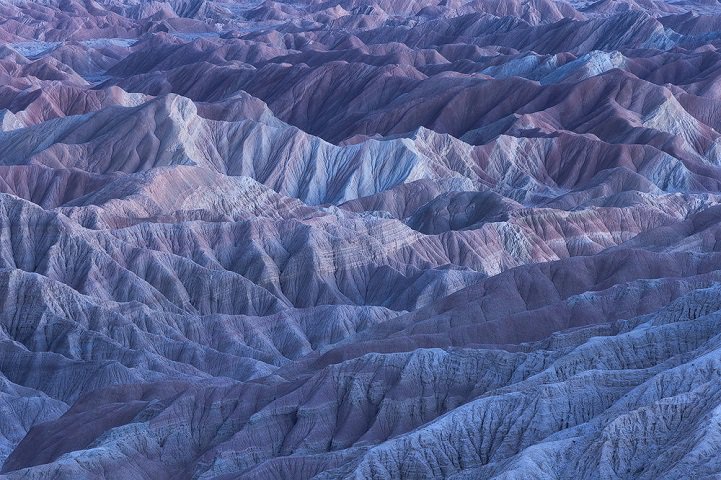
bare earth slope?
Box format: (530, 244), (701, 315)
(2, 0), (721, 478)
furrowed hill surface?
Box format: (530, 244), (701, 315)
(2, 0), (721, 478)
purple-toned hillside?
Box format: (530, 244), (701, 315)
(1, 0), (721, 478)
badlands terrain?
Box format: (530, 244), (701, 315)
(2, 0), (721, 478)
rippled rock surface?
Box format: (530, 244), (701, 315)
(2, 0), (721, 478)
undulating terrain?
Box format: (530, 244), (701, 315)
(2, 0), (721, 478)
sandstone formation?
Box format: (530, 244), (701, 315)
(1, 0), (721, 478)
